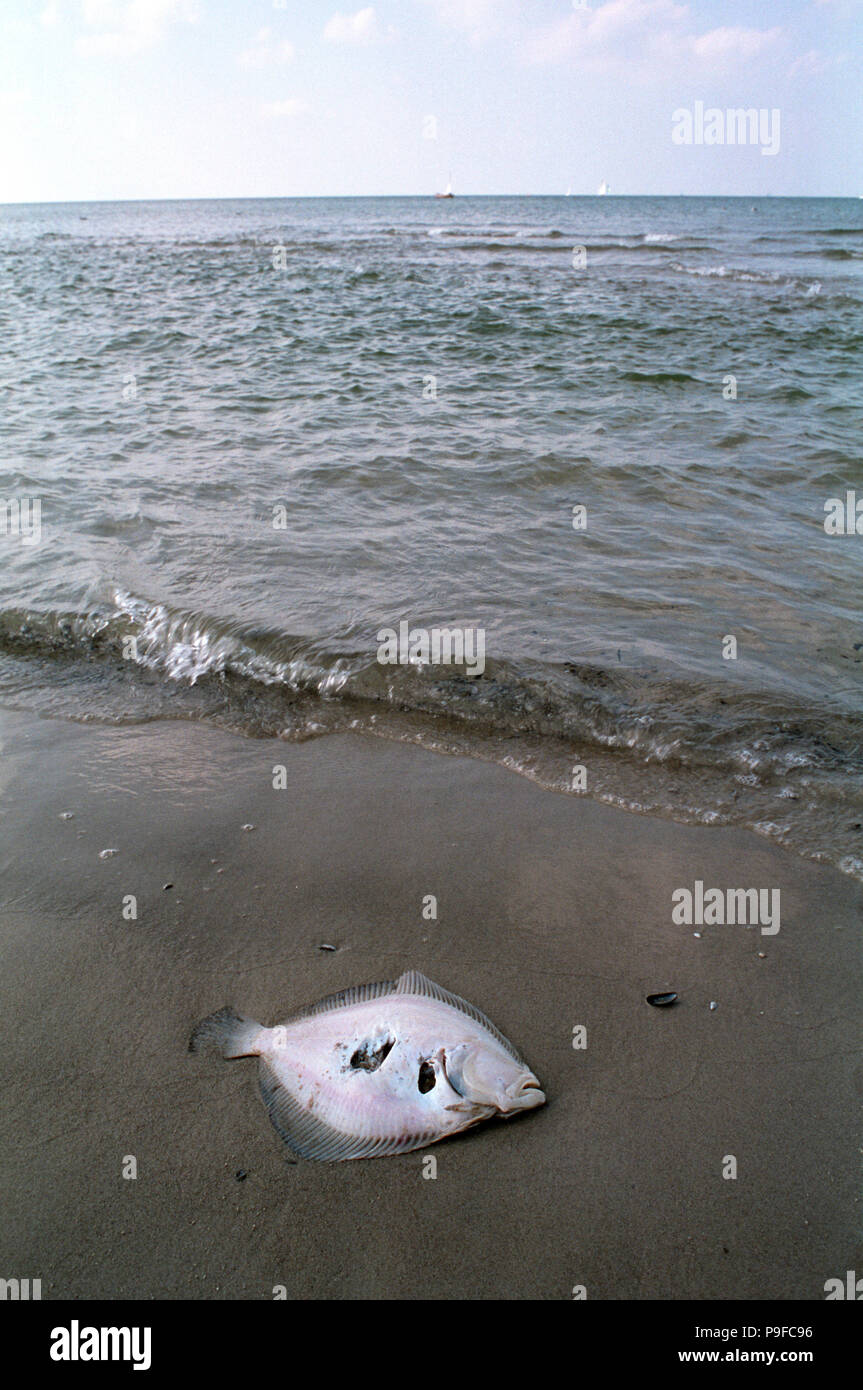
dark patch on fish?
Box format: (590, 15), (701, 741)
(417, 1059), (436, 1093)
(350, 1036), (396, 1071)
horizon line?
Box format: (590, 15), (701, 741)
(1, 192), (858, 208)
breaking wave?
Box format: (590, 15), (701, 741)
(2, 592), (862, 884)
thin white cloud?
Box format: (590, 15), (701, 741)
(788, 47), (849, 76)
(422, 0), (513, 44)
(323, 7), (379, 45)
(76, 0), (199, 58)
(526, 0), (781, 72)
(239, 27), (295, 69)
(689, 26), (780, 62)
(0, 88), (32, 110)
(263, 97), (310, 117)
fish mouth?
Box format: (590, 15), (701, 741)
(505, 1076), (546, 1110)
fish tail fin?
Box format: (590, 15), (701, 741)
(189, 1006), (261, 1059)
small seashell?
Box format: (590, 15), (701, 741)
(59, 812), (74, 821)
(163, 883), (173, 891)
(241, 824), (255, 832)
(318, 943), (337, 952)
(99, 848), (119, 859)
(235, 1169), (247, 1181)
(646, 992), (678, 1008)
(709, 1000), (718, 1010)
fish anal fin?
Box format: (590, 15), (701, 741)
(258, 1061), (439, 1162)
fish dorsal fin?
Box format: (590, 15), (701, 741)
(395, 971), (521, 1061)
(284, 977), (398, 1024)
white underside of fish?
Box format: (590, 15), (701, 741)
(190, 970), (545, 1161)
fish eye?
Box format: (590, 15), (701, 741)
(417, 1059), (436, 1094)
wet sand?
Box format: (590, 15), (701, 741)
(0, 708), (861, 1300)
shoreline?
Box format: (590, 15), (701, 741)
(0, 709), (861, 1299)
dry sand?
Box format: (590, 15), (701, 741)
(0, 709), (861, 1299)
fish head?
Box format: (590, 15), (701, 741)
(444, 1041), (545, 1115)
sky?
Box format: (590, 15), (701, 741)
(0, 0), (861, 201)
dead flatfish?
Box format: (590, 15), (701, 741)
(189, 969), (545, 1161)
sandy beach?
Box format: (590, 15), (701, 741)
(0, 708), (860, 1300)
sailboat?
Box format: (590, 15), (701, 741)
(435, 176), (454, 199)
(597, 180), (609, 196)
